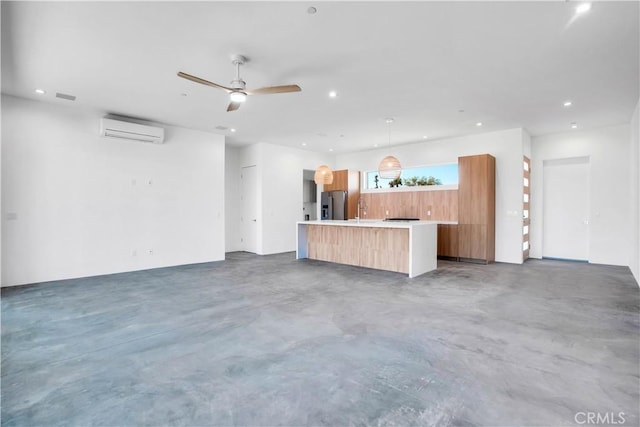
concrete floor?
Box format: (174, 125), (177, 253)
(1, 253), (638, 426)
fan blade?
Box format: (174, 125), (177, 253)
(247, 84), (301, 95)
(227, 101), (241, 112)
(177, 71), (233, 92)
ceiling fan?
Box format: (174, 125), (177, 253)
(177, 55), (301, 112)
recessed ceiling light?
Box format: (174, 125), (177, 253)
(422, 135), (428, 139)
(34, 89), (46, 95)
(329, 148), (334, 152)
(301, 142), (307, 146)
(328, 91), (337, 98)
(576, 3), (591, 14)
(230, 128), (236, 133)
(458, 109), (465, 113)
(180, 93), (188, 97)
(476, 122), (483, 127)
(571, 122), (578, 129)
(563, 100), (573, 107)
(385, 118), (395, 124)
(374, 144), (378, 147)
(307, 6), (317, 14)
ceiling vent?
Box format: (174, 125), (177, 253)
(100, 118), (165, 144)
(56, 92), (76, 101)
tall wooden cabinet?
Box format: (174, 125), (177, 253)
(323, 169), (361, 219)
(457, 154), (495, 263)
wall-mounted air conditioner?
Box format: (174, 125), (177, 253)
(100, 118), (165, 144)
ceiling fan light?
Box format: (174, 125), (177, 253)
(314, 165), (334, 185)
(229, 91), (247, 103)
(378, 156), (402, 179)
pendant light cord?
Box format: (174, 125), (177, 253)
(386, 117), (394, 147)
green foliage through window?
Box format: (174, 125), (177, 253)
(366, 163), (458, 189)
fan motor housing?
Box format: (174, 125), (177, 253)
(230, 79), (246, 90)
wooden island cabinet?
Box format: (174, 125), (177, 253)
(297, 220), (438, 278)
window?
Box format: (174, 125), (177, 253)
(365, 163), (458, 189)
(523, 155), (531, 260)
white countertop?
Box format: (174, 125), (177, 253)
(297, 219), (457, 229)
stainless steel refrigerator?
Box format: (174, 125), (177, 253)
(321, 191), (347, 220)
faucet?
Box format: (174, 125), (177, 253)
(356, 198), (367, 222)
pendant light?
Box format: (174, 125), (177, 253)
(378, 118), (402, 179)
(314, 165), (334, 185)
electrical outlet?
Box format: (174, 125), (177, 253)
(148, 249), (153, 255)
(132, 249), (137, 257)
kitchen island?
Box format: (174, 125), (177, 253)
(296, 220), (439, 278)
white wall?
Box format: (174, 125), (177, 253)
(530, 124), (630, 266)
(225, 145), (242, 252)
(337, 128), (526, 264)
(523, 129), (532, 159)
(629, 100), (639, 284)
(1, 95), (226, 286)
(233, 142), (333, 255)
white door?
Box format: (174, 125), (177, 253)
(542, 157), (590, 261)
(241, 165), (258, 253)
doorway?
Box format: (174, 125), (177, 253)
(542, 157), (590, 261)
(241, 165), (258, 253)
(302, 169), (318, 221)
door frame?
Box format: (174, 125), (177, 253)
(541, 156), (590, 261)
(240, 165), (258, 254)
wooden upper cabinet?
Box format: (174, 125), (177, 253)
(323, 169), (361, 219)
(457, 154), (495, 263)
(323, 170), (348, 192)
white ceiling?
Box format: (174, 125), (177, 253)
(2, 1), (638, 153)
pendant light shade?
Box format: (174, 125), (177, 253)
(314, 165), (334, 185)
(378, 118), (402, 180)
(378, 155), (402, 179)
